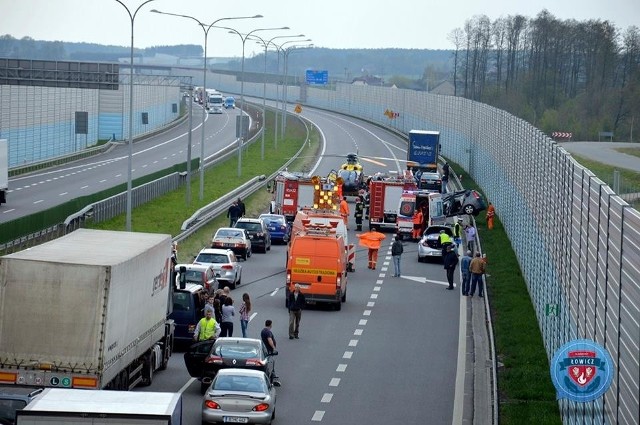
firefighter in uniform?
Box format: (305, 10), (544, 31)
(354, 196), (364, 231)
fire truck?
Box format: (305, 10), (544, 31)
(271, 172), (316, 222)
(287, 175), (357, 272)
(367, 170), (417, 230)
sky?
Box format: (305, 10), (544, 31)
(0, 0), (638, 58)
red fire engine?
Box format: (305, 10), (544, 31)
(367, 170), (416, 230)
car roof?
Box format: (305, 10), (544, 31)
(215, 337), (261, 345)
(259, 214), (285, 219)
(426, 225), (451, 230)
(236, 218), (262, 223)
(216, 368), (268, 378)
(198, 248), (234, 255)
(175, 263), (211, 271)
(175, 283), (206, 294)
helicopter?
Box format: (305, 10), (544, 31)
(337, 152), (366, 196)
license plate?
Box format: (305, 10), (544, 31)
(297, 284), (310, 289)
(223, 417), (248, 423)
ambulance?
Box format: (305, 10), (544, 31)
(396, 191), (445, 240)
(286, 220), (348, 310)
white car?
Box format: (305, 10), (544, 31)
(193, 248), (242, 289)
(174, 263), (217, 293)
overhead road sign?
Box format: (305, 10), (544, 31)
(306, 70), (328, 85)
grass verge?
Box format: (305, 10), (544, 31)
(449, 161), (563, 425)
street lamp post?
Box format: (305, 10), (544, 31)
(151, 10), (262, 200)
(252, 34), (305, 159)
(113, 0), (156, 232)
(218, 26), (289, 176)
(281, 43), (313, 138)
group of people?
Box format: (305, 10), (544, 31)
(194, 288), (253, 341)
(226, 197), (246, 227)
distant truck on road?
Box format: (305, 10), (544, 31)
(0, 139), (7, 205)
(16, 388), (182, 425)
(0, 229), (176, 392)
(407, 130), (440, 173)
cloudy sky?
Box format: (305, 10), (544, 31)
(0, 0), (638, 57)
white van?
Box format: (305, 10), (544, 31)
(208, 92), (224, 114)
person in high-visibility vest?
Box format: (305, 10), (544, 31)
(439, 230), (453, 256)
(193, 309), (220, 342)
(412, 208), (424, 240)
(486, 202), (495, 230)
(340, 197), (350, 227)
(357, 228), (386, 270)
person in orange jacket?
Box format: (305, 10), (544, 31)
(486, 202), (495, 230)
(412, 208), (423, 240)
(356, 228), (386, 270)
(340, 197), (350, 227)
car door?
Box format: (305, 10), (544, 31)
(261, 342), (275, 377)
(184, 340), (215, 378)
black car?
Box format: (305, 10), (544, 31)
(234, 218), (272, 253)
(442, 189), (486, 217)
(184, 337), (278, 394)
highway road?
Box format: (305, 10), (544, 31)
(134, 107), (466, 425)
(1, 101), (239, 223)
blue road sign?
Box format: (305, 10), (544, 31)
(306, 70), (328, 85)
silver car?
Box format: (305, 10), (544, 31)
(417, 225), (453, 262)
(193, 248), (242, 289)
(202, 369), (276, 425)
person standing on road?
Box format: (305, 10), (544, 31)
(356, 227), (386, 270)
(439, 230), (453, 256)
(354, 196), (364, 231)
(486, 202), (495, 230)
(412, 208), (423, 240)
(465, 224), (476, 254)
(260, 319), (281, 386)
(220, 296), (235, 337)
(227, 201), (241, 227)
(453, 218), (463, 247)
(441, 162), (450, 194)
(340, 197), (350, 227)
(237, 197), (246, 217)
(239, 293), (252, 338)
(460, 250), (473, 296)
(287, 284), (306, 339)
(443, 244), (459, 290)
(391, 235), (404, 277)
(469, 252), (487, 297)
(193, 309), (220, 342)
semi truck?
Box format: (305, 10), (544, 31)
(0, 229), (175, 392)
(0, 139), (7, 205)
(407, 130), (440, 172)
(16, 388), (182, 425)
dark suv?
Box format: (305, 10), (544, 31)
(234, 218), (271, 253)
(0, 387), (43, 424)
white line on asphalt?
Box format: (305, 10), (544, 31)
(178, 377), (196, 394)
(249, 312), (257, 322)
(343, 351), (353, 359)
(33, 200), (43, 204)
(81, 185), (88, 189)
(452, 278), (468, 425)
(142, 164), (147, 168)
(378, 273), (385, 278)
(358, 319), (367, 326)
(373, 286), (381, 292)
(115, 174), (122, 177)
(376, 279), (383, 284)
(312, 411), (325, 421)
(2, 209), (15, 214)
(321, 393), (333, 403)
(336, 364), (347, 372)
(100, 179), (106, 183)
(354, 329), (363, 336)
(348, 339), (358, 347)
(329, 378), (340, 386)
(59, 192), (68, 196)
(269, 288), (279, 296)
(367, 302), (375, 307)
(363, 310), (371, 316)
(370, 294), (378, 299)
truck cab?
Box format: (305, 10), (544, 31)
(169, 283), (208, 348)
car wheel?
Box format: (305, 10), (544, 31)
(463, 204), (476, 215)
(236, 274), (241, 287)
(247, 248), (252, 258)
(418, 255), (424, 263)
(341, 290), (346, 302)
(334, 301), (342, 311)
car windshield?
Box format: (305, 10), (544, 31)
(216, 229), (243, 238)
(214, 343), (261, 359)
(184, 270), (204, 282)
(213, 375), (266, 393)
(196, 253), (229, 264)
(172, 292), (192, 311)
(0, 399), (27, 423)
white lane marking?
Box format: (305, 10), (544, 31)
(312, 411), (325, 421)
(3, 209), (15, 214)
(329, 378), (340, 386)
(367, 302), (375, 307)
(401, 275), (452, 286)
(142, 164), (148, 168)
(269, 288), (279, 296)
(376, 280), (383, 284)
(373, 286), (381, 292)
(354, 329), (363, 336)
(343, 351), (353, 359)
(453, 282), (468, 424)
(336, 364), (347, 372)
(249, 312), (258, 322)
(155, 160), (160, 163)
(370, 294), (378, 299)
(115, 174), (122, 177)
(59, 192), (68, 196)
(363, 310), (371, 316)
(33, 200), (44, 204)
(359, 319), (367, 326)
(378, 273), (385, 278)
(321, 393), (333, 403)
(178, 377), (196, 394)
(381, 267), (389, 272)
(100, 179), (107, 183)
(81, 185), (88, 189)
(348, 339), (358, 347)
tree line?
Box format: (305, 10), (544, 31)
(449, 10), (640, 141)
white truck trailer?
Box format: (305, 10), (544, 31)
(0, 229), (175, 391)
(0, 139), (7, 205)
(16, 388), (182, 425)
